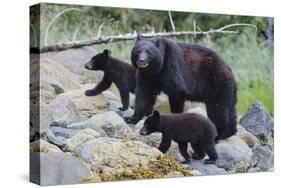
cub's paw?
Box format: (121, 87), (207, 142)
(124, 117), (136, 124)
(204, 159), (216, 165)
(181, 159), (191, 164)
(85, 89), (97, 96)
(119, 107), (128, 111)
(192, 153), (205, 160)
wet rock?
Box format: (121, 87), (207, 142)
(187, 161), (227, 175)
(252, 144), (274, 171)
(67, 111), (133, 139)
(40, 96), (81, 133)
(247, 167), (262, 173)
(215, 136), (253, 169)
(239, 102), (274, 141)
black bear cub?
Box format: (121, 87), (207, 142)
(84, 49), (136, 111)
(140, 111), (218, 164)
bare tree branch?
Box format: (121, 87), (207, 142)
(216, 23), (257, 32)
(193, 20), (196, 38)
(72, 25), (80, 42)
(97, 22), (106, 38)
(31, 23), (256, 53)
(44, 8), (81, 46)
(168, 11), (176, 32)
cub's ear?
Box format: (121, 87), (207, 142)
(153, 110), (160, 119)
(103, 49), (111, 57)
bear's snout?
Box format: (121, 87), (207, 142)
(84, 62), (93, 70)
(136, 58), (149, 68)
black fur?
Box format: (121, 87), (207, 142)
(140, 111), (218, 164)
(85, 49), (136, 111)
(126, 35), (237, 140)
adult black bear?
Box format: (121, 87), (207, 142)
(126, 35), (237, 140)
(140, 111), (218, 164)
(84, 49), (136, 111)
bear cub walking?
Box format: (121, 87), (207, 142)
(84, 49), (136, 111)
(140, 111), (218, 164)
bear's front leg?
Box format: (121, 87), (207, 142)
(85, 76), (112, 96)
(178, 142), (191, 164)
(125, 77), (157, 124)
(125, 93), (156, 124)
(158, 134), (172, 153)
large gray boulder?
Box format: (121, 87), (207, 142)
(45, 123), (100, 150)
(38, 59), (81, 92)
(44, 47), (96, 76)
(40, 96), (81, 134)
(30, 152), (92, 186)
(46, 124), (77, 148)
(215, 136), (254, 169)
(239, 102), (274, 140)
(67, 111), (133, 139)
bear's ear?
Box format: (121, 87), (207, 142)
(154, 38), (161, 48)
(153, 110), (160, 119)
(103, 49), (111, 58)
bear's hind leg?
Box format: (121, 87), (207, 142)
(206, 103), (229, 141)
(119, 89), (130, 111)
(204, 144), (218, 164)
(168, 94), (185, 113)
(178, 142), (191, 164)
(228, 105), (238, 137)
(191, 143), (206, 160)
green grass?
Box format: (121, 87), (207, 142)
(214, 33), (273, 115)
(92, 41), (134, 63)
(91, 33), (274, 115)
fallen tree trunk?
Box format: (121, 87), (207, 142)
(30, 23), (257, 53)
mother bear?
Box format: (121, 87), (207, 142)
(126, 34), (238, 140)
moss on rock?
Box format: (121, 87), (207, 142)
(89, 156), (193, 182)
